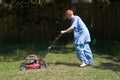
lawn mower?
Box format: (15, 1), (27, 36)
(20, 33), (62, 71)
(20, 54), (46, 71)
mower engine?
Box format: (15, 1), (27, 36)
(20, 54), (46, 71)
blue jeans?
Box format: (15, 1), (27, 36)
(76, 42), (93, 65)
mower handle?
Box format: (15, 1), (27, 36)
(48, 33), (62, 50)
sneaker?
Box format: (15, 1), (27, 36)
(80, 63), (87, 67)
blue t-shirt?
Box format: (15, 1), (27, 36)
(71, 16), (91, 44)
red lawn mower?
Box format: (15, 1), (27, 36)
(20, 54), (46, 71)
(20, 33), (62, 71)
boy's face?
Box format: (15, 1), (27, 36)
(66, 14), (73, 20)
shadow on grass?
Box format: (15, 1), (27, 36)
(93, 62), (120, 72)
(50, 46), (75, 53)
(47, 62), (79, 67)
(91, 39), (120, 62)
(0, 42), (49, 61)
(0, 41), (75, 61)
(0, 39), (120, 63)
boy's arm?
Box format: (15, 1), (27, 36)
(61, 26), (74, 34)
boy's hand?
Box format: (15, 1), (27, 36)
(61, 30), (66, 34)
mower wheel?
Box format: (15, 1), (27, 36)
(40, 62), (46, 68)
(20, 62), (27, 71)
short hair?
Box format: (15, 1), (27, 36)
(65, 9), (73, 15)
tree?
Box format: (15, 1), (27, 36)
(109, 0), (120, 2)
(93, 0), (120, 3)
(93, 0), (109, 3)
(72, 0), (93, 3)
(0, 0), (2, 4)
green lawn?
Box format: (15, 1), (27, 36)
(0, 40), (120, 80)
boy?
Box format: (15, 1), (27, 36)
(61, 9), (93, 67)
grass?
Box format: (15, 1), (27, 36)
(0, 40), (120, 80)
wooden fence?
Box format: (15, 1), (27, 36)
(0, 3), (120, 42)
